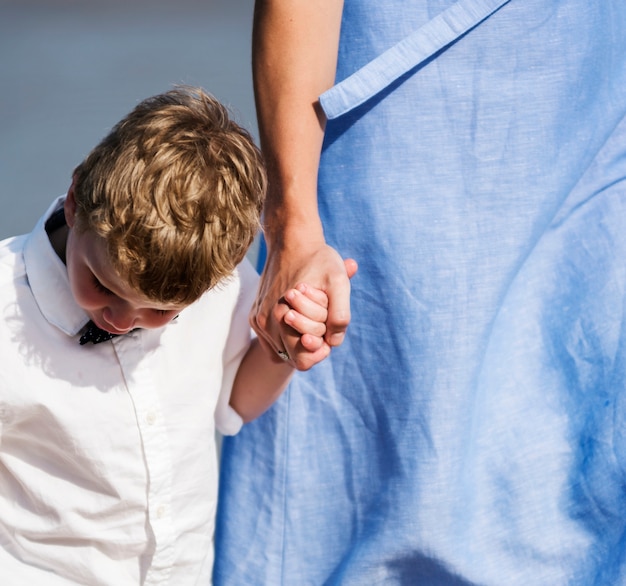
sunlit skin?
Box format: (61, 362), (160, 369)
(66, 230), (185, 334)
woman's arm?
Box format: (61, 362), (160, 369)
(250, 0), (357, 372)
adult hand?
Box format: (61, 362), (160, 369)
(250, 240), (357, 371)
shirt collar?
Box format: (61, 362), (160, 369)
(23, 196), (89, 337)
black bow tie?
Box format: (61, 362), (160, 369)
(79, 321), (120, 345)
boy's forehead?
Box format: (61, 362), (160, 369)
(84, 229), (189, 311)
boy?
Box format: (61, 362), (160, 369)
(0, 86), (328, 584)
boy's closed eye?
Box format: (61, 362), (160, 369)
(92, 275), (171, 317)
(93, 275), (114, 296)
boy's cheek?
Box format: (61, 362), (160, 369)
(68, 281), (107, 318)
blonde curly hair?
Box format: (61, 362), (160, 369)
(71, 86), (266, 305)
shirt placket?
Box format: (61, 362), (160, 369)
(113, 333), (175, 585)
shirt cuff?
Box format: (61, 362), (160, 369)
(215, 403), (244, 436)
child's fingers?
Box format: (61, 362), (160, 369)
(295, 283), (329, 308)
(300, 333), (325, 352)
(284, 308), (327, 338)
(284, 287), (328, 323)
(291, 338), (331, 371)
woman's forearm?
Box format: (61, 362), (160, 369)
(250, 0), (353, 364)
(252, 0), (344, 246)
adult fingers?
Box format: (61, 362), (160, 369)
(324, 258), (358, 347)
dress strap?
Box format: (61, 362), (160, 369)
(320, 0), (511, 120)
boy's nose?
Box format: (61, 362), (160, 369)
(102, 305), (136, 333)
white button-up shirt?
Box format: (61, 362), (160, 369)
(0, 198), (256, 585)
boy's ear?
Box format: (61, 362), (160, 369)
(64, 178), (77, 228)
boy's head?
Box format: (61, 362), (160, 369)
(68, 85), (266, 306)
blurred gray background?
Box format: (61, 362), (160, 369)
(0, 0), (257, 241)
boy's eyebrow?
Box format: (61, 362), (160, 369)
(92, 267), (186, 312)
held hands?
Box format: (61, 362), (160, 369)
(251, 241), (358, 371)
(282, 282), (331, 356)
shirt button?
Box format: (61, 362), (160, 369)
(146, 411), (157, 425)
(156, 505), (166, 519)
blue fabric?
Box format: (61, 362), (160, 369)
(215, 0), (626, 583)
(320, 0), (511, 120)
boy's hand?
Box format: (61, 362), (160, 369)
(269, 282), (334, 370)
(283, 283), (329, 352)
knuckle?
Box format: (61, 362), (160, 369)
(331, 314), (351, 329)
(271, 304), (287, 322)
(295, 359), (313, 371)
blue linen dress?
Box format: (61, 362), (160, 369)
(215, 0), (626, 583)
